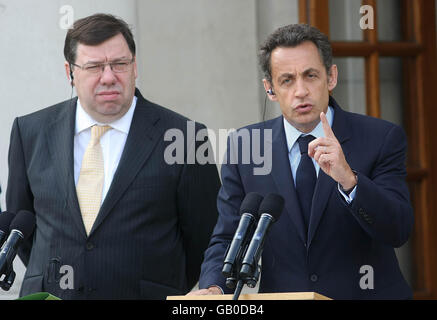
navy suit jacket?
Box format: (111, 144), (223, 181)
(199, 97), (413, 299)
(6, 89), (220, 299)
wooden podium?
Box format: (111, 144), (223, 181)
(167, 292), (331, 300)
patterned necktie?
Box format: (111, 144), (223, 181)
(76, 125), (112, 235)
(296, 135), (316, 231)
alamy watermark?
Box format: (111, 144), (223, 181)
(164, 121), (272, 175)
(360, 5), (374, 30)
(359, 265), (374, 290)
(59, 5), (74, 30)
(59, 264), (74, 290)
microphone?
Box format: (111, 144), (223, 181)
(222, 193), (263, 283)
(0, 210), (36, 290)
(239, 193), (284, 279)
(0, 212), (15, 246)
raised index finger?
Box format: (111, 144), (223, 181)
(320, 112), (335, 139)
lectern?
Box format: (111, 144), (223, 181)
(167, 292), (331, 300)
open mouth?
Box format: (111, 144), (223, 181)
(295, 103), (313, 113)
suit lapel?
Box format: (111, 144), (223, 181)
(307, 170), (335, 246)
(89, 91), (163, 235)
(307, 96), (352, 247)
(269, 117), (307, 245)
(45, 98), (87, 237)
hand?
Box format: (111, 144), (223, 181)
(186, 286), (223, 296)
(308, 112), (357, 190)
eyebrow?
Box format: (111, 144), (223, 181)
(84, 56), (131, 64)
(278, 72), (296, 81)
(111, 56), (132, 62)
(277, 68), (321, 80)
(303, 68), (320, 76)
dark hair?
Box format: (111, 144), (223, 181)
(64, 13), (136, 65)
(259, 24), (333, 84)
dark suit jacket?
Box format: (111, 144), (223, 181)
(6, 88), (220, 299)
(199, 96), (414, 299)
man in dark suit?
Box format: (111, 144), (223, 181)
(192, 24), (413, 299)
(6, 14), (220, 299)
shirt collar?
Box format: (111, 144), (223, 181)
(283, 106), (334, 153)
(75, 95), (137, 135)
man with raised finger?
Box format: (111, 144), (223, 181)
(193, 24), (413, 299)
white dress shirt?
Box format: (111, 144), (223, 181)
(74, 96), (137, 203)
(283, 106), (356, 203)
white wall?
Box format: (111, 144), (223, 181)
(136, 0), (260, 134)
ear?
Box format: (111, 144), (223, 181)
(263, 79), (277, 101)
(327, 64), (338, 91)
(65, 61), (73, 85)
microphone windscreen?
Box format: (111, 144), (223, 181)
(239, 193), (263, 219)
(0, 212), (15, 232)
(9, 210), (36, 240)
(258, 193), (285, 221)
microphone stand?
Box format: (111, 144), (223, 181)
(227, 254), (261, 300)
(232, 280), (244, 300)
